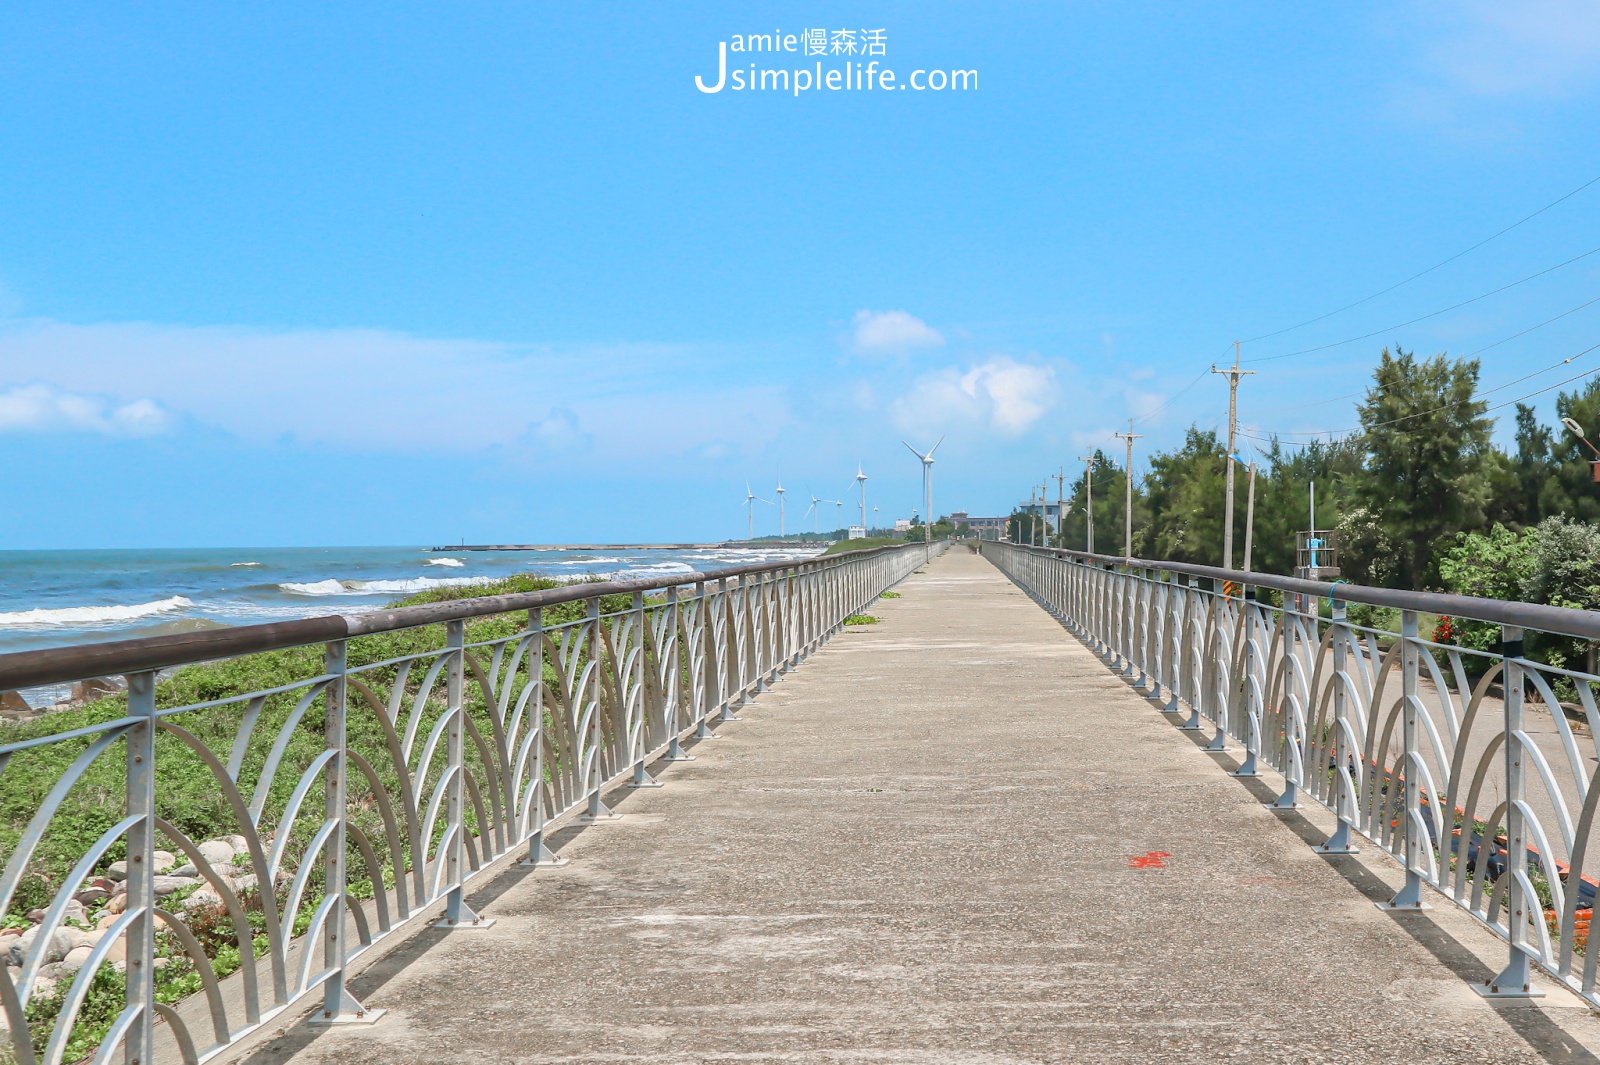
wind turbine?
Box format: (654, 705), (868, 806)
(830, 499), (845, 537)
(744, 482), (773, 540)
(902, 437), (944, 562)
(853, 463), (869, 532)
(872, 504), (880, 533)
(775, 480), (787, 538)
(806, 491), (824, 534)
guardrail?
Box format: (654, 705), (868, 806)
(981, 539), (1600, 1005)
(0, 541), (937, 1064)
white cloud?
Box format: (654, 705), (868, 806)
(850, 310), (944, 355)
(890, 358), (1057, 437)
(523, 406), (591, 452)
(1413, 0), (1600, 98)
(0, 383), (172, 436)
(0, 318), (783, 463)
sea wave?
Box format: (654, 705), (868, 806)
(278, 577), (495, 597)
(549, 556), (628, 565)
(230, 561), (263, 568)
(424, 557), (465, 567)
(0, 596), (195, 627)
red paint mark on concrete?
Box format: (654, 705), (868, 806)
(1128, 852), (1171, 869)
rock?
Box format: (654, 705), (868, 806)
(150, 876), (196, 897)
(58, 946), (93, 973)
(106, 861), (128, 883)
(74, 887), (108, 907)
(9, 926), (74, 966)
(105, 894), (127, 915)
(70, 929), (102, 949)
(90, 877), (116, 893)
(32, 975), (57, 1001)
(151, 851), (176, 874)
(0, 691), (30, 713)
(95, 912), (118, 931)
(111, 881), (127, 898)
(170, 863), (198, 878)
(24, 910), (44, 924)
(70, 677), (120, 702)
(223, 834), (250, 855)
(152, 957), (169, 970)
(179, 888), (223, 911)
(231, 874), (259, 893)
(102, 936), (125, 966)
(197, 839), (236, 866)
(62, 900), (88, 927)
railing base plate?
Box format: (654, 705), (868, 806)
(1374, 900), (1431, 912)
(1473, 982), (1545, 1000)
(307, 1008), (387, 1027)
(1315, 843), (1360, 855)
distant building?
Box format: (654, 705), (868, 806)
(848, 525), (866, 539)
(949, 510), (1007, 535)
(893, 518), (912, 532)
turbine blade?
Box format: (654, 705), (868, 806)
(927, 436), (944, 460)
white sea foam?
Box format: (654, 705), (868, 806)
(278, 576), (495, 597)
(549, 556), (628, 565)
(230, 561), (263, 568)
(425, 557), (465, 567)
(279, 579), (349, 596)
(0, 596), (195, 627)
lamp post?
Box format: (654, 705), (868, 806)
(1563, 416), (1600, 482)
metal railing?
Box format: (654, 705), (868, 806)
(0, 541), (936, 1064)
(982, 539), (1600, 1004)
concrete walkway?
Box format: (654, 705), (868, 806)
(239, 548), (1600, 1064)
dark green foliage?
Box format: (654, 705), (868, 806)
(1352, 347), (1493, 588)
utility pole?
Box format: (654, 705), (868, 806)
(1212, 341), (1255, 570)
(1040, 480), (1049, 547)
(1054, 468), (1066, 548)
(1077, 454), (1095, 554)
(1113, 418), (1141, 560)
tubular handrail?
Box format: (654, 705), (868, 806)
(1010, 543), (1600, 643)
(0, 543), (912, 692)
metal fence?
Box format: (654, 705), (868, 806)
(0, 541), (934, 1065)
(982, 539), (1600, 1005)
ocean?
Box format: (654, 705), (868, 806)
(0, 544), (822, 670)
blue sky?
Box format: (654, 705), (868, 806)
(3, 2), (1599, 547)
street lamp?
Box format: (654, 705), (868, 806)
(1562, 416), (1600, 482)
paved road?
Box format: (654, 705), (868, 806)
(238, 548), (1600, 1064)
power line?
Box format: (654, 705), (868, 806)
(1243, 244), (1600, 364)
(1273, 291), (1600, 414)
(1130, 365), (1212, 428)
(1240, 171), (1600, 345)
(1242, 345), (1600, 443)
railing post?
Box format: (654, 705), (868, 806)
(1318, 596), (1359, 853)
(666, 585), (697, 762)
(580, 598), (625, 825)
(1481, 625), (1545, 997)
(123, 670), (156, 1065)
(1178, 577), (1204, 730)
(627, 591), (663, 790)
(1202, 581), (1230, 751)
(438, 619), (494, 927)
(1229, 595), (1260, 777)
(521, 606), (567, 867)
(311, 641), (383, 1023)
(1381, 610), (1430, 906)
(1268, 590), (1302, 810)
